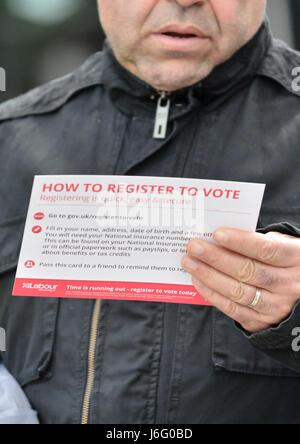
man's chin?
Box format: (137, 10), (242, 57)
(132, 55), (214, 92)
(140, 65), (212, 92)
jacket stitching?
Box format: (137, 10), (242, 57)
(145, 304), (164, 424)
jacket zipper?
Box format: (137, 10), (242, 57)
(153, 91), (171, 139)
(81, 90), (169, 423)
(81, 299), (101, 424)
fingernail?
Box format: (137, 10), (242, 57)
(182, 256), (199, 272)
(190, 242), (204, 257)
(214, 230), (229, 244)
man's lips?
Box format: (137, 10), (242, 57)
(152, 25), (209, 51)
(156, 25), (209, 39)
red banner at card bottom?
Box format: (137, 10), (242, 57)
(13, 278), (211, 305)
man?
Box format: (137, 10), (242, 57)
(0, 0), (300, 424)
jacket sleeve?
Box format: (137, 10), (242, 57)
(237, 222), (300, 373)
(0, 364), (39, 424)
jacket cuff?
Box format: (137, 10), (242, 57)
(236, 221), (300, 371)
(257, 221), (300, 237)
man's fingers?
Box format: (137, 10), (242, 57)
(191, 278), (270, 333)
(213, 228), (300, 268)
(186, 238), (287, 292)
(182, 255), (273, 313)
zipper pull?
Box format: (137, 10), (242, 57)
(153, 91), (171, 139)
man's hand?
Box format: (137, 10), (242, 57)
(182, 229), (300, 333)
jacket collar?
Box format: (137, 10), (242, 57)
(202, 18), (272, 106)
(0, 18), (275, 123)
(101, 18), (273, 116)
